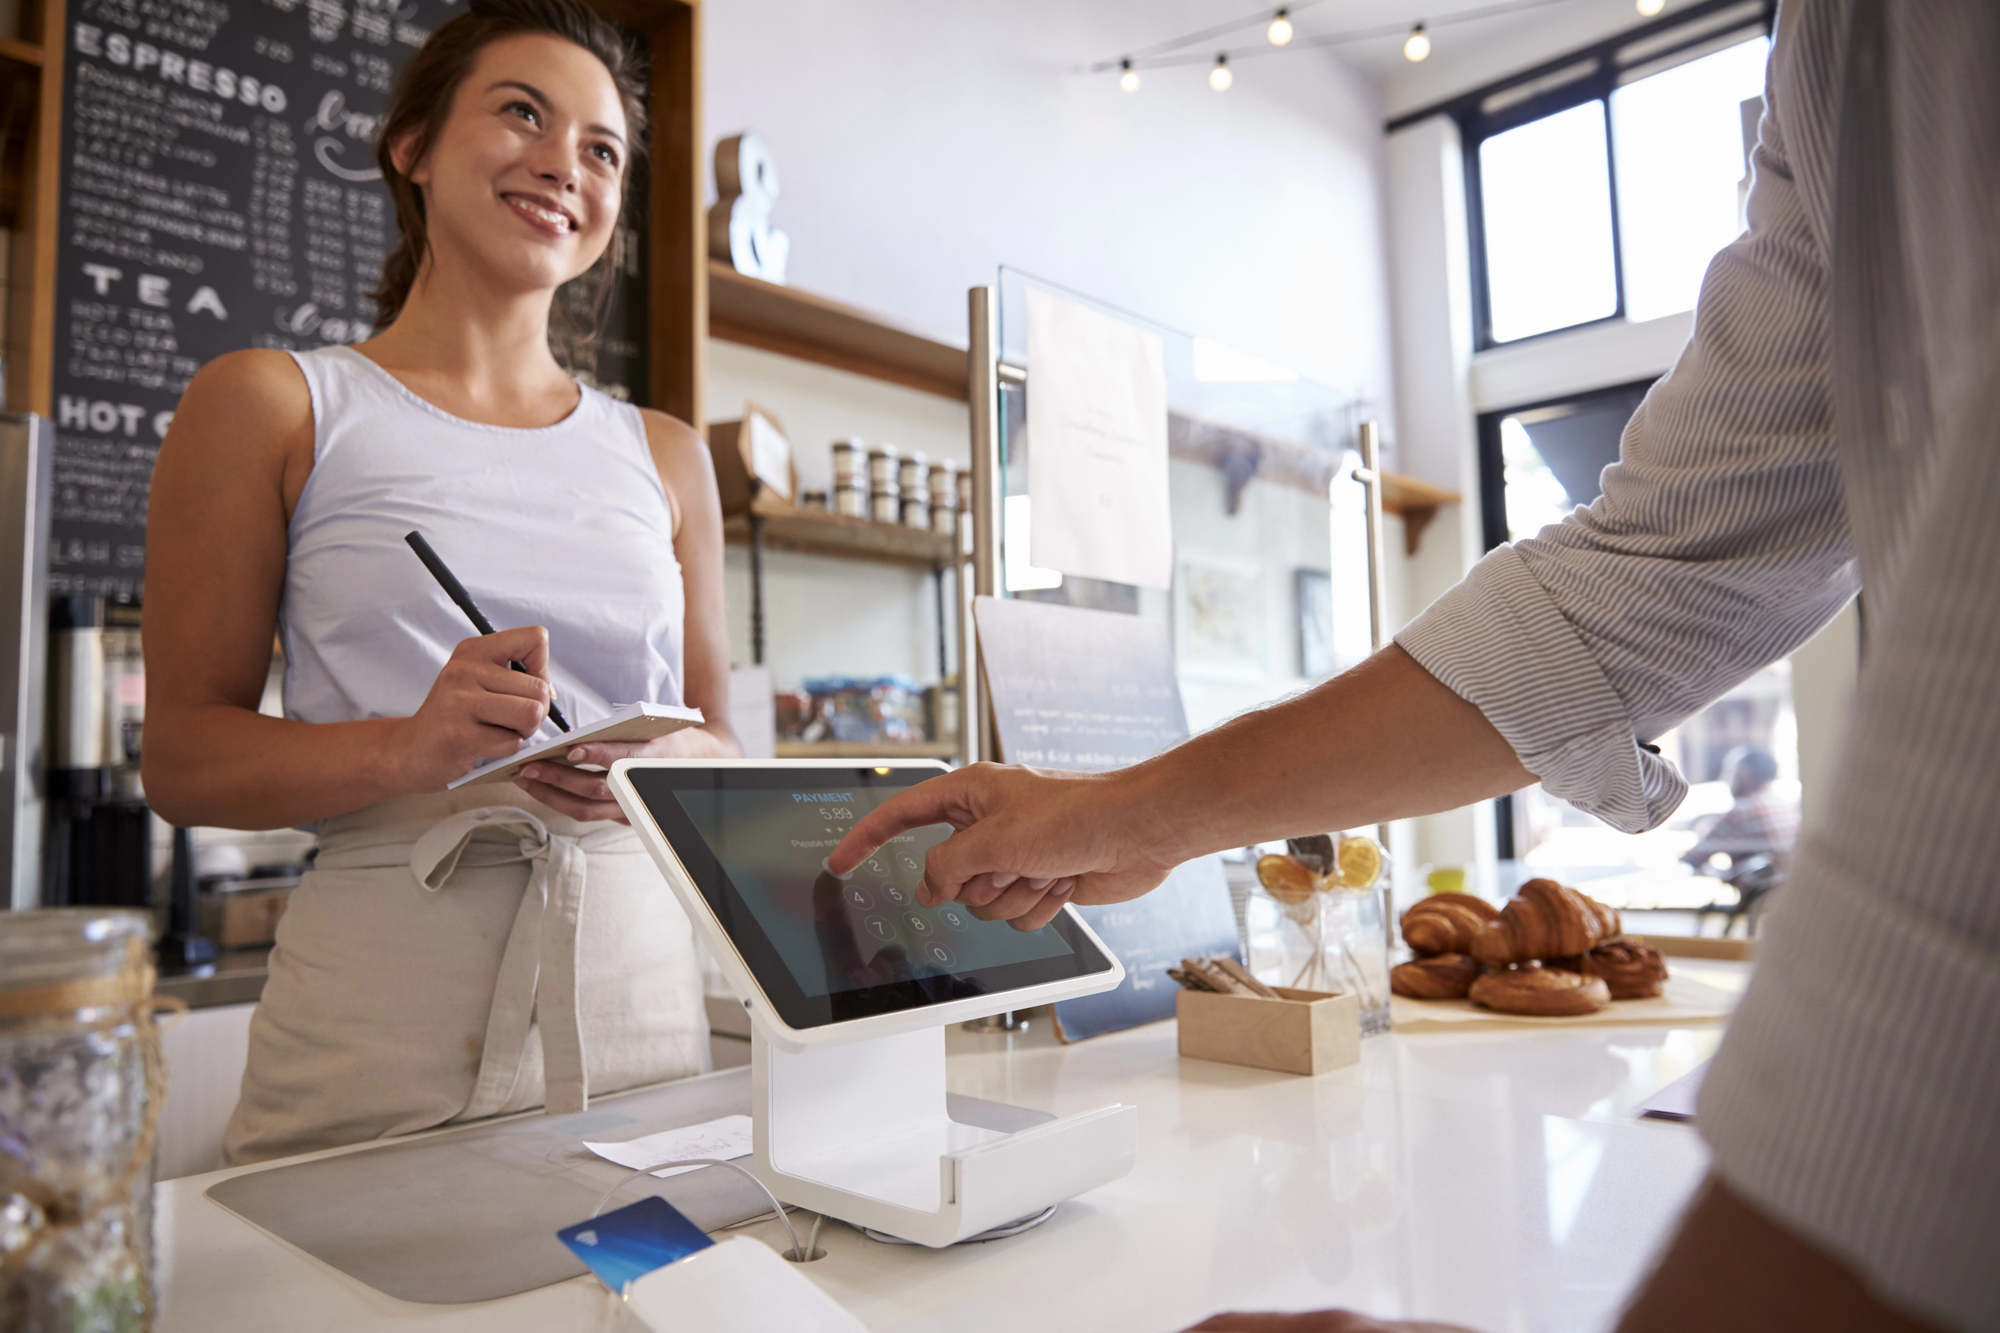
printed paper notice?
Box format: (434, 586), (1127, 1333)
(1025, 288), (1172, 589)
(584, 1115), (754, 1179)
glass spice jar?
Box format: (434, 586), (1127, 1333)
(0, 910), (179, 1333)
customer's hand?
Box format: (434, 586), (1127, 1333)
(397, 627), (553, 790)
(514, 724), (737, 823)
(1183, 1313), (1478, 1332)
(828, 763), (1185, 931)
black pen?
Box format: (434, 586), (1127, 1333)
(404, 530), (571, 733)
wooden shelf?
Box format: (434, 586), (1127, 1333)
(725, 508), (962, 568)
(775, 740), (959, 760)
(708, 261), (968, 403)
(1380, 472), (1461, 557)
(0, 37), (42, 66)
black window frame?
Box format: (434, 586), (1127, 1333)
(1388, 0), (1776, 352)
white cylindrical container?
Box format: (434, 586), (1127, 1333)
(900, 497), (931, 530)
(867, 444), (900, 490)
(831, 438), (863, 488)
(870, 488), (901, 524)
(928, 460), (957, 509)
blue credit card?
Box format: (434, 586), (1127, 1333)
(557, 1196), (715, 1292)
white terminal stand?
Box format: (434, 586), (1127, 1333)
(751, 1013), (1138, 1248)
(609, 758), (1140, 1250)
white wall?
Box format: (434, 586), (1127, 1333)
(703, 0), (1394, 410)
(702, 0), (1400, 696)
(709, 341), (967, 691)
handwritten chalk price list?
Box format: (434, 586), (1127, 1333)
(50, 0), (645, 598)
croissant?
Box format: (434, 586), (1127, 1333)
(1390, 953), (1481, 1000)
(1468, 964), (1610, 1016)
(1400, 893), (1499, 956)
(1550, 937), (1668, 999)
(1470, 878), (1614, 966)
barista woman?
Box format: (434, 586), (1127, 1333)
(141, 0), (738, 1163)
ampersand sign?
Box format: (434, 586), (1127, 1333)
(708, 132), (790, 284)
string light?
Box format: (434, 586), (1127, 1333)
(1403, 22), (1431, 61)
(1119, 58), (1140, 92)
(1635, 0), (1665, 12)
(1209, 53), (1233, 90)
(1267, 8), (1294, 45)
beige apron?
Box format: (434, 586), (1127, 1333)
(223, 788), (709, 1166)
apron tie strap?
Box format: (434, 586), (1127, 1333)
(410, 806), (591, 1119)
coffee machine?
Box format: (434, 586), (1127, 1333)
(45, 594), (153, 908)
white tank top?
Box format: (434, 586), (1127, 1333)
(279, 346), (685, 738)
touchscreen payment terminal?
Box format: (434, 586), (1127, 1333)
(611, 760), (1139, 1247)
(611, 759), (1123, 1046)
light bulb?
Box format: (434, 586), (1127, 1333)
(1267, 9), (1293, 45)
(1119, 59), (1140, 92)
(1403, 23), (1430, 62)
(1635, 0), (1665, 12)
(1209, 54), (1232, 91)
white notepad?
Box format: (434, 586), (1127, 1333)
(447, 701), (705, 789)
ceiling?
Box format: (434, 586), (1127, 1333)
(1087, 0), (1710, 117)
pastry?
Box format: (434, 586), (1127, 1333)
(1470, 878), (1612, 966)
(1550, 937), (1669, 999)
(1401, 892), (1500, 955)
(1390, 952), (1481, 1000)
(1468, 964), (1610, 1017)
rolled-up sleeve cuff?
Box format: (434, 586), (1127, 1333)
(1394, 546), (1687, 834)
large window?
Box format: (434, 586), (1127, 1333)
(1477, 386), (1803, 926)
(1445, 1), (1774, 347)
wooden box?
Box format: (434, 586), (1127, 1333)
(707, 403), (798, 517)
(1176, 987), (1360, 1076)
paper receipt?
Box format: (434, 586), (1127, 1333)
(583, 1115), (754, 1180)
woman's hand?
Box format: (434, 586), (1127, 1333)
(512, 724), (738, 823)
(395, 627), (555, 790)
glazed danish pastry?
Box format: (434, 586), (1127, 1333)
(1390, 952), (1482, 999)
(1468, 963), (1610, 1016)
(1551, 937), (1669, 1000)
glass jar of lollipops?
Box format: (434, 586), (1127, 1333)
(1248, 834), (1392, 1037)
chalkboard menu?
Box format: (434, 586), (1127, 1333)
(49, 0), (647, 598)
(971, 595), (1242, 1041)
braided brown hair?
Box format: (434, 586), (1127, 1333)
(369, 0), (646, 344)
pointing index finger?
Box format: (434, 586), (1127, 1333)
(828, 782), (959, 876)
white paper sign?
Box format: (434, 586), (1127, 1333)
(1025, 288), (1172, 589)
(584, 1114), (754, 1180)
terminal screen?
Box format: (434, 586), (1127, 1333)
(624, 766), (1109, 1027)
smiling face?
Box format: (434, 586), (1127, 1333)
(400, 32), (629, 301)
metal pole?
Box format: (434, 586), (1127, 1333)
(932, 564), (948, 681)
(967, 286), (1003, 764)
(748, 513), (766, 667)
(1355, 421), (1389, 653)
(1354, 420), (1396, 941)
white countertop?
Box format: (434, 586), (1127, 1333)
(155, 962), (1742, 1333)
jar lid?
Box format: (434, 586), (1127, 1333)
(0, 910), (152, 996)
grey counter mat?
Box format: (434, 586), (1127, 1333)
(205, 1065), (1051, 1305)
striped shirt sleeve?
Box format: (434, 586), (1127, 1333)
(1395, 69), (1856, 835)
